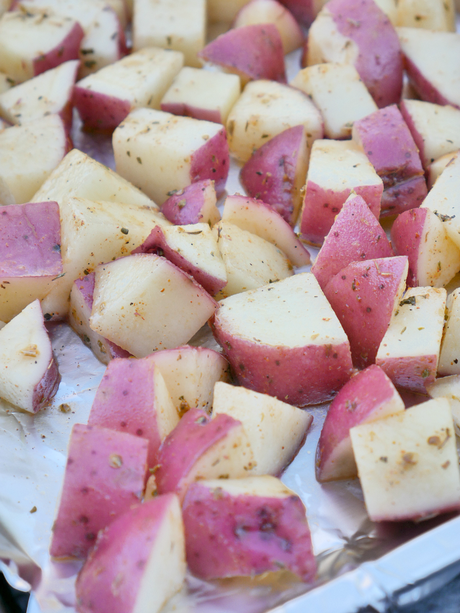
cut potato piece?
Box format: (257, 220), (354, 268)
(211, 272), (353, 406)
(90, 254), (217, 358)
(438, 289), (460, 376)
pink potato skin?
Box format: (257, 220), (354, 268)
(161, 101), (223, 124)
(131, 225), (226, 296)
(73, 273), (131, 359)
(300, 182), (382, 246)
(76, 495), (177, 613)
(88, 356), (169, 467)
(316, 364), (400, 482)
(50, 424), (148, 559)
(353, 105), (424, 186)
(210, 320), (353, 406)
(32, 355), (61, 412)
(390, 208), (427, 287)
(326, 0), (402, 108)
(376, 355), (437, 394)
(155, 409), (243, 500)
(380, 175), (427, 218)
(198, 24), (286, 84)
(323, 257), (409, 369)
(160, 180), (217, 225)
(240, 125), (307, 226)
(182, 482), (316, 582)
(32, 21), (85, 77)
(403, 56), (457, 110)
(0, 201), (62, 278)
(73, 87), (132, 131)
(278, 0), (317, 27)
(311, 194), (393, 290)
(190, 127), (229, 197)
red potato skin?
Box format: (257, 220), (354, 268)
(88, 356), (171, 467)
(183, 482), (316, 582)
(76, 495), (178, 613)
(161, 100), (223, 124)
(300, 182), (382, 246)
(240, 125), (307, 226)
(403, 55), (457, 110)
(160, 180), (217, 225)
(198, 24), (286, 84)
(132, 225), (226, 296)
(32, 21), (85, 77)
(0, 202), (62, 278)
(211, 320), (353, 406)
(278, 0), (317, 27)
(380, 175), (427, 218)
(376, 355), (437, 394)
(311, 195), (393, 290)
(390, 208), (428, 287)
(190, 127), (229, 197)
(155, 409), (243, 500)
(325, 0), (403, 108)
(353, 105), (424, 186)
(316, 364), (399, 482)
(32, 354), (61, 412)
(50, 424), (148, 559)
(73, 87), (132, 131)
(323, 257), (409, 369)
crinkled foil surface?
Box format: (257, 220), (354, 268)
(2, 45), (460, 613)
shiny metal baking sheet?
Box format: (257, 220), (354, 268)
(2, 42), (460, 613)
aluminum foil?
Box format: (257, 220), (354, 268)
(2, 39), (460, 613)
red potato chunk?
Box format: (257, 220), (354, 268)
(182, 476), (317, 582)
(239, 125), (309, 226)
(323, 257), (409, 369)
(75, 494), (186, 613)
(50, 424), (149, 559)
(211, 272), (353, 406)
(159, 179), (220, 226)
(198, 24), (286, 86)
(316, 365), (404, 483)
(155, 408), (254, 501)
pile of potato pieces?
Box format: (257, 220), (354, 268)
(1, 0), (460, 610)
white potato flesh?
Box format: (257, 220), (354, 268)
(421, 154), (460, 250)
(427, 375), (460, 436)
(0, 115), (67, 205)
(133, 0), (206, 68)
(396, 0), (455, 32)
(0, 300), (56, 412)
(161, 66), (241, 125)
(305, 139), (383, 195)
(0, 60), (78, 125)
(226, 79), (323, 162)
(428, 151), (459, 188)
(90, 254), (217, 358)
(439, 289), (460, 376)
(401, 100), (460, 167)
(113, 108), (225, 204)
(0, 72), (14, 94)
(397, 27), (460, 108)
(76, 47), (184, 111)
(151, 346), (231, 414)
(376, 287), (446, 391)
(374, 0), (397, 24)
(32, 148), (158, 208)
(214, 221), (293, 298)
(162, 223), (227, 286)
(207, 0), (251, 23)
(216, 272), (347, 349)
(291, 63), (378, 139)
(42, 197), (168, 319)
(0, 11), (80, 82)
(212, 381), (312, 475)
(306, 9), (359, 66)
(350, 398), (460, 521)
(193, 475), (296, 498)
(17, 0), (123, 77)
